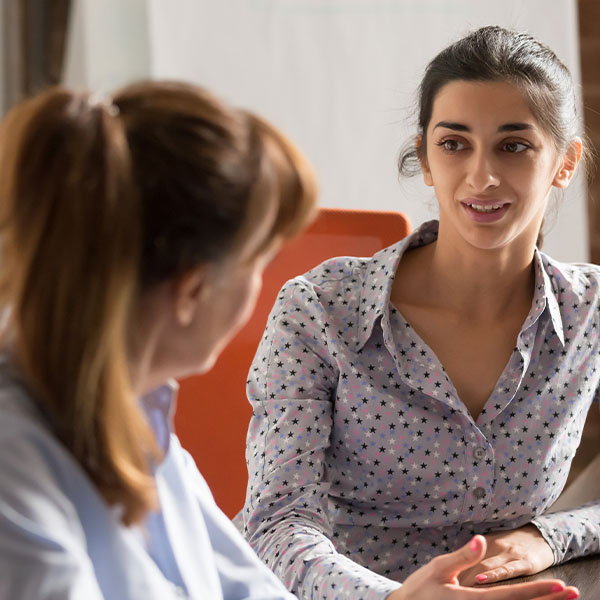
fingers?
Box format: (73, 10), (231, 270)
(474, 559), (530, 584)
(429, 535), (487, 580)
(536, 587), (579, 600)
(465, 580), (579, 600)
(531, 589), (579, 600)
(459, 527), (554, 586)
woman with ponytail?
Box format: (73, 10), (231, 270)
(0, 81), (314, 599)
(0, 80), (577, 600)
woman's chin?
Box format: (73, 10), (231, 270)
(193, 356), (217, 376)
(173, 355), (217, 381)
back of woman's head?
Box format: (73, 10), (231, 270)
(114, 81), (316, 288)
(399, 25), (581, 176)
(0, 80), (317, 525)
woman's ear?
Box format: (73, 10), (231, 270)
(172, 266), (207, 327)
(553, 137), (583, 189)
(416, 135), (433, 187)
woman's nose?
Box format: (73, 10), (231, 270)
(465, 150), (500, 192)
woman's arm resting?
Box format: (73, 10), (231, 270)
(386, 536), (578, 600)
(531, 501), (600, 564)
(451, 497), (600, 586)
(244, 281), (401, 599)
(457, 525), (554, 586)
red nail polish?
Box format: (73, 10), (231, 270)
(469, 537), (479, 551)
(476, 574), (488, 582)
(566, 591), (579, 600)
(551, 583), (564, 593)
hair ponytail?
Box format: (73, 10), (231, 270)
(0, 89), (159, 525)
(0, 81), (317, 525)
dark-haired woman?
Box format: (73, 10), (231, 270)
(243, 26), (594, 600)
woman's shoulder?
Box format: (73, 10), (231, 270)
(297, 254), (371, 286)
(270, 254), (371, 310)
(540, 252), (600, 296)
(0, 359), (47, 440)
(0, 359), (90, 504)
(275, 242), (403, 304)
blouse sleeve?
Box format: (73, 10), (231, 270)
(531, 501), (600, 564)
(531, 391), (600, 564)
(242, 279), (401, 600)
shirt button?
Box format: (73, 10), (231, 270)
(473, 486), (486, 499)
(473, 447), (486, 460)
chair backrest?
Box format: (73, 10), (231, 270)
(174, 207), (411, 518)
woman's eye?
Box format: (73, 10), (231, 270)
(502, 141), (529, 153)
(439, 139), (464, 152)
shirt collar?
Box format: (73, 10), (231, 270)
(356, 220), (439, 351)
(139, 378), (179, 454)
(527, 249), (565, 346)
(355, 219), (566, 351)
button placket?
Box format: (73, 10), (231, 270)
(466, 436), (494, 521)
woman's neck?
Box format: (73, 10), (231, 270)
(128, 285), (173, 397)
(397, 230), (536, 323)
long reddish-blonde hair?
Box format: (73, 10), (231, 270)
(0, 81), (317, 525)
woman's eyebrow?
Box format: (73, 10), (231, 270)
(497, 122), (534, 132)
(433, 121), (534, 132)
(433, 121), (469, 131)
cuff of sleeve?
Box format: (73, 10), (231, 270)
(530, 516), (564, 565)
(369, 582), (402, 600)
(301, 552), (402, 600)
(349, 580), (401, 600)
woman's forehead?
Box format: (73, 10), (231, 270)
(430, 80), (539, 131)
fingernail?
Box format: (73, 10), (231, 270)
(566, 591), (579, 600)
(476, 574), (488, 582)
(469, 536), (479, 551)
(551, 583), (565, 592)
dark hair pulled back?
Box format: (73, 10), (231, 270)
(398, 26), (582, 177)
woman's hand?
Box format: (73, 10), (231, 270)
(458, 525), (554, 586)
(385, 535), (578, 600)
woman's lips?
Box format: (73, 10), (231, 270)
(460, 200), (511, 223)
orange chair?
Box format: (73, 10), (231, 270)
(174, 207), (411, 518)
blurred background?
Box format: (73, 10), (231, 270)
(1, 0), (598, 481)
(1, 0), (598, 261)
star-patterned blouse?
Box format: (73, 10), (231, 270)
(242, 220), (600, 600)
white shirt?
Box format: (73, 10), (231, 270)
(0, 358), (295, 600)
